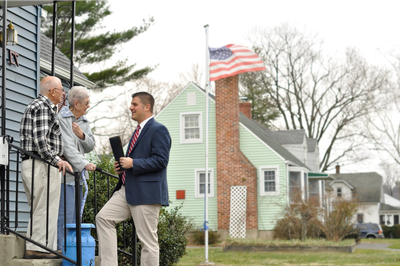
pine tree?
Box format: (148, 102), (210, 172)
(41, 0), (154, 90)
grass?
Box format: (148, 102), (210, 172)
(224, 237), (355, 247)
(176, 238), (400, 265)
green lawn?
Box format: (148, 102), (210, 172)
(177, 239), (400, 266)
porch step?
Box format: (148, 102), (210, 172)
(11, 258), (62, 266)
(0, 234), (99, 266)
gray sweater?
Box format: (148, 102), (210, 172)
(58, 106), (95, 184)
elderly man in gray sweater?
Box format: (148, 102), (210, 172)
(56, 86), (96, 251)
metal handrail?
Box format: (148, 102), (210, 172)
(1, 138), (137, 265)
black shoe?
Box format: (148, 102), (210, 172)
(24, 250), (60, 259)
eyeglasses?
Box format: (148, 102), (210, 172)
(49, 87), (65, 92)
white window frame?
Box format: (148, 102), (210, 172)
(195, 168), (214, 198)
(259, 166), (280, 196)
(180, 112), (203, 144)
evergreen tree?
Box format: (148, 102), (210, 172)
(239, 70), (280, 128)
(41, 0), (154, 90)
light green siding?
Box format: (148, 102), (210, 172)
(240, 124), (288, 230)
(156, 84), (218, 230)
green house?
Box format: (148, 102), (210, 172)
(156, 78), (325, 239)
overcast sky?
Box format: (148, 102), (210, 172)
(103, 0), (400, 84)
(97, 0), (400, 175)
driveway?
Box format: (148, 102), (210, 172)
(356, 243), (400, 251)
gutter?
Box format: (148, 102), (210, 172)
(40, 58), (95, 89)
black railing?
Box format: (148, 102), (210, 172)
(0, 136), (137, 265)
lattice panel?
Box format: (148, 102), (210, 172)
(229, 186), (247, 238)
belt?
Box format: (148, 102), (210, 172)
(21, 151), (40, 161)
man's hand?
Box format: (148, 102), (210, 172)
(85, 163), (96, 171)
(57, 160), (73, 175)
(119, 157), (133, 170)
(72, 122), (84, 140)
(114, 161), (122, 175)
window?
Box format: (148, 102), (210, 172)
(357, 213), (363, 223)
(380, 215), (385, 225)
(259, 166), (279, 196)
(180, 113), (202, 143)
(289, 172), (301, 203)
(195, 169), (214, 198)
(394, 215), (399, 225)
(309, 180), (320, 205)
(337, 187), (342, 198)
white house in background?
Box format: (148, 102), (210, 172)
(329, 172), (384, 224)
(380, 194), (400, 226)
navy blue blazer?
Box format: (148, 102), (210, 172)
(114, 118), (171, 206)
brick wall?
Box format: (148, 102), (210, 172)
(239, 102), (252, 120)
(215, 75), (258, 230)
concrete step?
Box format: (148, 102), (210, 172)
(0, 234), (99, 266)
(11, 258), (62, 266)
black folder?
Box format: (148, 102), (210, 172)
(109, 136), (126, 171)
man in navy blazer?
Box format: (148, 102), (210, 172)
(96, 92), (171, 266)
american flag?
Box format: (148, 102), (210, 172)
(209, 44), (265, 81)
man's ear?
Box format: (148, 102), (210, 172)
(145, 104), (151, 112)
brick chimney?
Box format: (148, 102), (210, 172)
(215, 75), (258, 233)
(335, 163), (340, 174)
(239, 101), (252, 120)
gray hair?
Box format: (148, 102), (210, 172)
(68, 86), (90, 106)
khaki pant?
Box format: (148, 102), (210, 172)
(96, 186), (161, 266)
(21, 159), (61, 252)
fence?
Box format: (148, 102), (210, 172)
(0, 135), (137, 265)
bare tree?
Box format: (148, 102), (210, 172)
(87, 78), (182, 152)
(178, 63), (204, 87)
(248, 24), (389, 171)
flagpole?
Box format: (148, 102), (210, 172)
(204, 24), (210, 264)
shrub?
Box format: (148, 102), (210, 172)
(137, 204), (192, 266)
(318, 192), (359, 242)
(382, 225), (400, 238)
(190, 227), (221, 245)
(273, 188), (320, 241)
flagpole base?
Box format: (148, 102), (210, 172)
(198, 262), (215, 266)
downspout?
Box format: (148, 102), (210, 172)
(1, 0), (6, 137)
(51, 1), (57, 76)
(0, 0), (6, 235)
(69, 1), (75, 86)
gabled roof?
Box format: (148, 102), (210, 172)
(267, 129), (306, 145)
(329, 172), (383, 203)
(239, 113), (310, 170)
(40, 34), (94, 88)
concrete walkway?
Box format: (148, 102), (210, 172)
(356, 243), (400, 251)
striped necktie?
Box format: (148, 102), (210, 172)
(121, 125), (141, 184)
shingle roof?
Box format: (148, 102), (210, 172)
(267, 129), (306, 145)
(330, 172), (383, 203)
(239, 113), (309, 169)
(380, 203), (400, 211)
(40, 34), (94, 88)
(41, 34), (87, 79)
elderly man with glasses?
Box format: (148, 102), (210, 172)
(20, 76), (73, 259)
